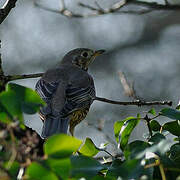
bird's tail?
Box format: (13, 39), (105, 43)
(41, 115), (69, 138)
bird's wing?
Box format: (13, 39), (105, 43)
(60, 76), (96, 117)
(35, 78), (68, 138)
(35, 79), (59, 104)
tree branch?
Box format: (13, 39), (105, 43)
(0, 40), (3, 76)
(1, 71), (173, 107)
(118, 71), (137, 99)
(0, 0), (18, 24)
(94, 96), (172, 106)
(34, 0), (180, 18)
(0, 0), (18, 91)
(6, 73), (44, 81)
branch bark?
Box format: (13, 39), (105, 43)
(1, 71), (173, 107)
(94, 96), (172, 106)
(34, 0), (180, 18)
(0, 0), (18, 24)
(6, 73), (44, 81)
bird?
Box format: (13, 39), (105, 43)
(35, 48), (105, 138)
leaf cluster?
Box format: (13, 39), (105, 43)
(0, 83), (180, 180)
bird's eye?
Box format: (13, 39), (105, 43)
(82, 51), (88, 58)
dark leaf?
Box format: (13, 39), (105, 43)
(124, 140), (150, 160)
(150, 120), (161, 132)
(160, 108), (180, 120)
(45, 157), (71, 179)
(169, 143), (180, 166)
(148, 133), (166, 144)
(107, 159), (149, 179)
(70, 155), (105, 180)
(136, 140), (171, 159)
(8, 83), (45, 114)
(106, 159), (123, 178)
(162, 120), (180, 136)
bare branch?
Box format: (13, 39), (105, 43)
(35, 0), (127, 18)
(94, 96), (172, 106)
(118, 71), (137, 99)
(0, 40), (3, 76)
(128, 0), (180, 10)
(6, 73), (44, 81)
(1, 71), (172, 107)
(0, 0), (18, 24)
(34, 0), (180, 18)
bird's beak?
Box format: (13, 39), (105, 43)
(93, 49), (106, 57)
(86, 49), (105, 69)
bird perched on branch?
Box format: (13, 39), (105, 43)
(35, 48), (105, 138)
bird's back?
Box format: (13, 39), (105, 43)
(36, 65), (96, 137)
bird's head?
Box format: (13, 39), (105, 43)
(61, 48), (105, 71)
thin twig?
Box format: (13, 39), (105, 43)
(94, 96), (172, 106)
(6, 127), (17, 169)
(159, 163), (166, 180)
(118, 71), (137, 99)
(6, 73), (44, 81)
(128, 0), (180, 10)
(34, 0), (180, 18)
(0, 0), (18, 24)
(96, 147), (114, 158)
(0, 40), (3, 76)
(144, 115), (153, 138)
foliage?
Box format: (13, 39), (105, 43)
(0, 83), (180, 180)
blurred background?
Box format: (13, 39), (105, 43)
(1, 0), (180, 154)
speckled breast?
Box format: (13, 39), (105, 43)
(69, 107), (89, 125)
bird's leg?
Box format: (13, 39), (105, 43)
(69, 123), (74, 136)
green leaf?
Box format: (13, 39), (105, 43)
(118, 117), (140, 150)
(45, 158), (71, 179)
(21, 102), (40, 114)
(0, 90), (23, 123)
(162, 120), (180, 136)
(107, 159), (149, 179)
(169, 143), (180, 166)
(44, 134), (82, 158)
(114, 120), (125, 143)
(4, 161), (20, 179)
(26, 162), (58, 180)
(176, 102), (180, 110)
(148, 133), (166, 144)
(148, 108), (156, 116)
(106, 159), (123, 178)
(0, 112), (12, 124)
(174, 137), (180, 142)
(8, 83), (45, 114)
(0, 83), (45, 125)
(70, 155), (105, 179)
(92, 175), (113, 180)
(150, 120), (161, 132)
(79, 138), (99, 157)
(160, 108), (180, 120)
(124, 140), (150, 160)
(136, 139), (171, 159)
